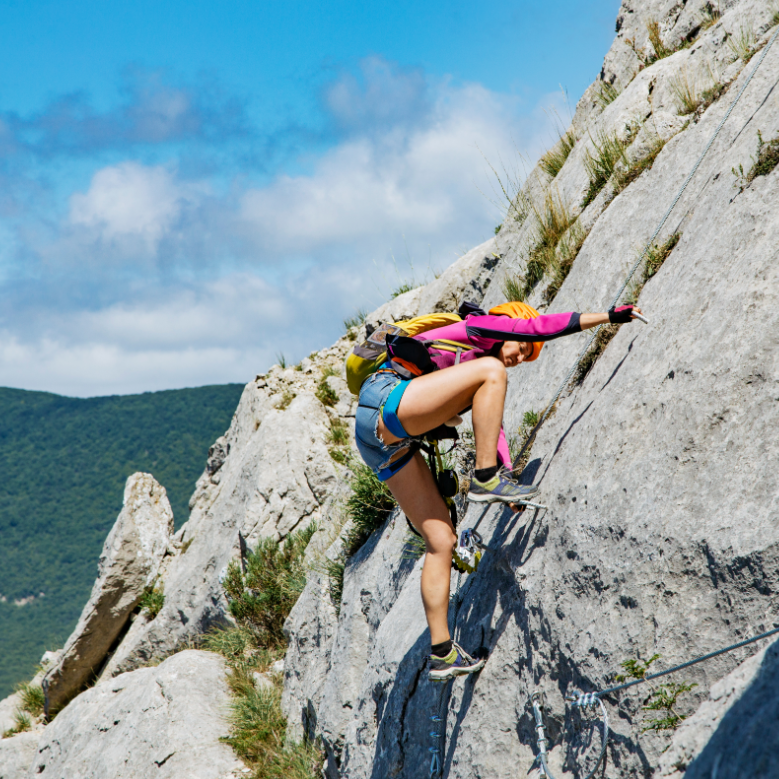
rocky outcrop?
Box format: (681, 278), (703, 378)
(28, 650), (244, 779)
(97, 241), (498, 678)
(282, 1), (779, 776)
(42, 474), (173, 715)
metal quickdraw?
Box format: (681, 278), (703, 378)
(452, 527), (485, 573)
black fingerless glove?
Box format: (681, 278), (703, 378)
(608, 305), (634, 324)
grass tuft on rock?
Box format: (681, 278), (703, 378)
(343, 308), (367, 334)
(222, 523), (317, 650)
(315, 379), (338, 408)
(18, 680), (45, 717)
(614, 136), (667, 194)
(727, 21), (756, 63)
(539, 130), (576, 178)
(596, 79), (620, 109)
(582, 131), (630, 208)
(342, 464), (396, 558)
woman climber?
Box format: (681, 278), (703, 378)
(354, 301), (644, 681)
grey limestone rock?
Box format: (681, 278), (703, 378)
(282, 1), (779, 776)
(28, 650), (245, 779)
(43, 473), (173, 714)
(655, 637), (779, 778)
(0, 732), (39, 779)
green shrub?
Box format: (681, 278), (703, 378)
(582, 131), (630, 208)
(501, 274), (526, 303)
(222, 523), (317, 649)
(646, 18), (672, 60)
(315, 379), (338, 408)
(343, 463), (396, 558)
(139, 585), (165, 619)
(328, 447), (349, 465)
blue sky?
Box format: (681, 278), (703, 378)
(0, 0), (620, 396)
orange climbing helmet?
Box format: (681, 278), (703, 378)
(488, 301), (543, 362)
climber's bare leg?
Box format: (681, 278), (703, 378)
(378, 357), (508, 470)
(385, 451), (455, 645)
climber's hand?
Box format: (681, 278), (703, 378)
(608, 305), (645, 324)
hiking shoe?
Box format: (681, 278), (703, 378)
(428, 642), (487, 681)
(467, 471), (539, 503)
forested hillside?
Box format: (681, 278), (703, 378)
(0, 384), (243, 697)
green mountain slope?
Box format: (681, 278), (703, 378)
(0, 383), (244, 698)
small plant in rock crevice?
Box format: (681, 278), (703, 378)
(615, 653), (697, 731)
(614, 135), (667, 194)
(596, 79), (620, 109)
(343, 308), (368, 334)
(701, 2), (721, 31)
(542, 220), (589, 304)
(275, 353), (287, 370)
(509, 409), (540, 474)
(1, 679), (46, 738)
(733, 130), (779, 191)
(573, 324), (622, 385)
(2, 710), (31, 738)
(625, 233), (681, 305)
(327, 417), (349, 448)
(503, 190), (577, 302)
(139, 584), (165, 619)
(277, 391), (296, 411)
(626, 18), (689, 67)
(324, 461), (396, 610)
(315, 378), (338, 408)
(669, 67), (701, 115)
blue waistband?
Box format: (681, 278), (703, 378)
(382, 377), (410, 439)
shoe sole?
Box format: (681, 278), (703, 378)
(467, 491), (538, 504)
(428, 658), (486, 681)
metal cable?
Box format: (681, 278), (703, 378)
(584, 624), (779, 700)
(511, 22), (779, 472)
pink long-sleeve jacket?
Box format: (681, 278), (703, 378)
(412, 311), (583, 466)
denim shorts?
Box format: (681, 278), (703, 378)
(355, 370), (418, 481)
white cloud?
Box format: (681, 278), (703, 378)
(3, 61), (568, 395)
(68, 162), (204, 252)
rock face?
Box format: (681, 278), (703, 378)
(656, 637), (779, 778)
(0, 731), (39, 779)
(43, 474), (173, 714)
(281, 1), (779, 777)
(28, 650), (244, 779)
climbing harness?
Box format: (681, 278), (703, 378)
(511, 21), (779, 473)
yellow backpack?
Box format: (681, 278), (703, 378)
(345, 312), (463, 395)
